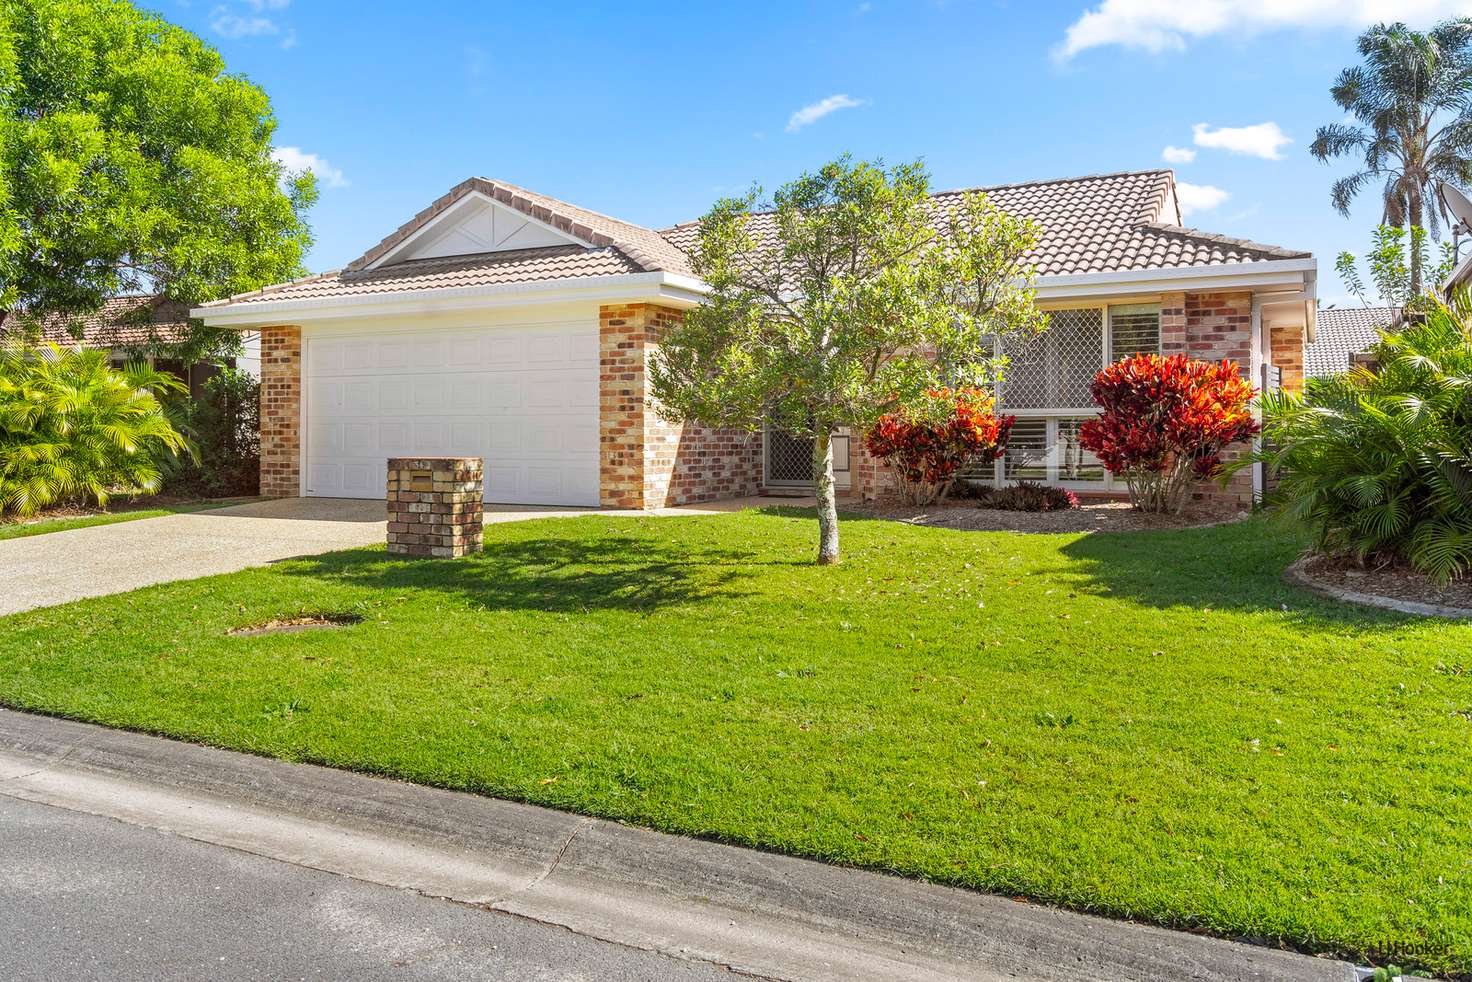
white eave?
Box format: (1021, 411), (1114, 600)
(1033, 257), (1317, 301)
(191, 271), (709, 327)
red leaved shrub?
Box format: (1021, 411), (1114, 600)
(1077, 354), (1259, 514)
(865, 388), (1014, 505)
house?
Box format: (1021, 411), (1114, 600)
(3, 294), (261, 396)
(1305, 306), (1399, 379)
(192, 169), (1317, 510)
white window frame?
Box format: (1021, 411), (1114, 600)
(981, 301), (1163, 491)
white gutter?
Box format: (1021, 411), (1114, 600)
(1034, 258), (1316, 301)
(192, 271), (710, 327)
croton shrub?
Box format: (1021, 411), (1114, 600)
(1078, 354), (1259, 514)
(864, 388), (1014, 505)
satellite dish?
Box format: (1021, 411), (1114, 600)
(1439, 182), (1472, 235)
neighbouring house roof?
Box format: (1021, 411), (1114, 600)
(198, 169), (1312, 312)
(4, 295), (192, 349)
(1305, 306), (1399, 377)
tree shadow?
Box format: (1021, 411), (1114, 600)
(279, 532), (764, 615)
(1055, 521), (1425, 630)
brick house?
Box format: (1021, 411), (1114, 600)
(193, 169), (1317, 511)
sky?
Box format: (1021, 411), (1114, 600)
(164, 0), (1472, 307)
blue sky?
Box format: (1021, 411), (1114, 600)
(167, 0), (1472, 306)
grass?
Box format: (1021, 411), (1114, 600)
(0, 500), (239, 540)
(0, 508), (1468, 976)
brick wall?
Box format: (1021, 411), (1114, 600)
(259, 325), (302, 498)
(1181, 291), (1254, 510)
(599, 303), (761, 509)
(1269, 323), (1305, 391)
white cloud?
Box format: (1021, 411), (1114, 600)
(1056, 1), (1472, 59)
(1192, 121), (1291, 160)
(1176, 181), (1230, 216)
(1161, 145), (1196, 164)
(271, 147), (348, 189)
(786, 94), (866, 133)
(210, 7), (278, 38)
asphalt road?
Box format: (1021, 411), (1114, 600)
(0, 796), (738, 982)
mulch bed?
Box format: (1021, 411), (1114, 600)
(1294, 554), (1472, 615)
(851, 499), (1243, 534)
(228, 613), (363, 637)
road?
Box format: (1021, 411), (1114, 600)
(0, 795), (739, 982)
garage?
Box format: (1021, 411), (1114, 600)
(302, 321), (600, 506)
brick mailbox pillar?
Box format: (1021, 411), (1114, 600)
(386, 457), (484, 558)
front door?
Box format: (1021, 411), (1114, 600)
(763, 426), (852, 490)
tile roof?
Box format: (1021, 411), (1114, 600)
(661, 169), (1309, 277)
(1306, 306), (1400, 378)
(199, 246), (642, 306)
(202, 170), (1311, 311)
(4, 295), (192, 348)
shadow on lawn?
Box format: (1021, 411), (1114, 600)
(281, 532), (762, 615)
(1055, 520), (1419, 628)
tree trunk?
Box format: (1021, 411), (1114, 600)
(1409, 185), (1424, 296)
(812, 429), (840, 565)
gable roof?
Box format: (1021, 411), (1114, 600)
(198, 169), (1311, 313)
(348, 176), (692, 276)
(4, 295), (192, 348)
(1306, 306), (1399, 378)
(661, 169), (1309, 277)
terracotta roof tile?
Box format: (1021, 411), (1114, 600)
(1306, 306), (1400, 377)
(200, 246), (642, 306)
(658, 170), (1309, 277)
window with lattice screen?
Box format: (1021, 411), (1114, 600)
(1108, 303), (1161, 359)
(1000, 308), (1103, 410)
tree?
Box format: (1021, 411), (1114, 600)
(1335, 224), (1458, 312)
(0, 342), (189, 515)
(0, 0), (316, 355)
(1077, 354), (1259, 515)
(1311, 19), (1472, 294)
(649, 156), (1045, 563)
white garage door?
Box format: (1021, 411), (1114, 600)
(303, 322), (600, 506)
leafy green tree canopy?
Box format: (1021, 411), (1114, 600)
(649, 156), (1044, 564)
(1335, 224), (1458, 311)
(0, 0), (316, 339)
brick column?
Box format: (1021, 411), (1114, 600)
(386, 457), (483, 558)
(1269, 323), (1305, 391)
(259, 325), (302, 498)
(1160, 292), (1187, 355)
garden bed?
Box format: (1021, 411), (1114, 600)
(1288, 554), (1472, 619)
(853, 499), (1244, 534)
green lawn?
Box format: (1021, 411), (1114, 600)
(0, 500), (240, 540)
(0, 509), (1467, 975)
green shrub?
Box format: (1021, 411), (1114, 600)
(972, 481), (1079, 512)
(1260, 296), (1472, 582)
(0, 343), (189, 516)
(166, 368), (260, 498)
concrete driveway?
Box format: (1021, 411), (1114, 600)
(0, 498), (386, 617)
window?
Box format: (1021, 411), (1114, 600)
(1000, 308), (1104, 410)
(974, 302), (1162, 490)
(1107, 303), (1161, 359)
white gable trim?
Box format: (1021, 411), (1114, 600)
(366, 190), (598, 270)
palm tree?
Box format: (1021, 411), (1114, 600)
(1311, 19), (1472, 293)
(0, 343), (189, 516)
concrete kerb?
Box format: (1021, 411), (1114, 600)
(0, 709), (1354, 982)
